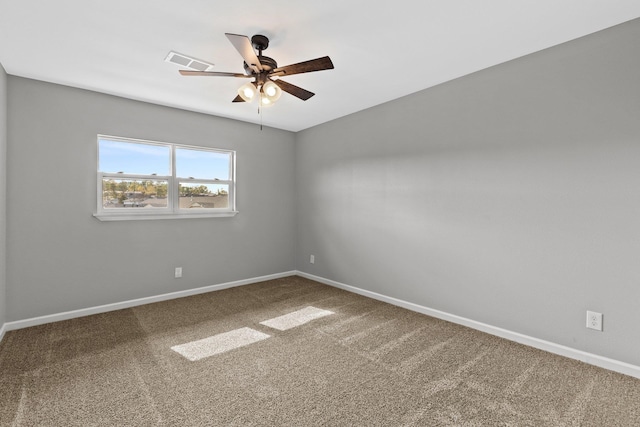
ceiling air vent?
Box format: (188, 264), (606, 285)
(165, 51), (215, 71)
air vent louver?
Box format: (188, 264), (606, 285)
(164, 51), (214, 71)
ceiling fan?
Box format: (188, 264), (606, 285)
(179, 33), (334, 106)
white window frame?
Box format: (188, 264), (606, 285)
(94, 135), (237, 221)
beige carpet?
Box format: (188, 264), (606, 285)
(1, 276), (639, 426)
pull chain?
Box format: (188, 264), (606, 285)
(259, 93), (264, 131)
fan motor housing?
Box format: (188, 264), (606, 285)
(243, 56), (278, 75)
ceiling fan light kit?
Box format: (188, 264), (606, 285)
(178, 33), (334, 108)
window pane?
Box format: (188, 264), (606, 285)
(176, 148), (230, 180)
(102, 179), (168, 209)
(179, 183), (229, 209)
(99, 139), (170, 175)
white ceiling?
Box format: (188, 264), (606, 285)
(1, 1), (639, 132)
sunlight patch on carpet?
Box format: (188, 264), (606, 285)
(171, 327), (271, 361)
(260, 306), (334, 331)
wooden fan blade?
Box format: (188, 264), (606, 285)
(225, 33), (263, 72)
(272, 56), (334, 77)
(179, 70), (249, 77)
(232, 95), (245, 103)
(273, 79), (315, 101)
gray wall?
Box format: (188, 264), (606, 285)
(6, 77), (296, 320)
(0, 63), (6, 327)
(295, 19), (640, 366)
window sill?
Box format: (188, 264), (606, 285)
(93, 211), (239, 221)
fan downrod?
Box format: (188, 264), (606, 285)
(243, 35), (277, 74)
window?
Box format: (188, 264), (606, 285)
(94, 135), (236, 221)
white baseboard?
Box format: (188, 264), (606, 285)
(296, 271), (640, 380)
(0, 322), (6, 345)
(3, 271), (297, 333)
(4, 269), (639, 380)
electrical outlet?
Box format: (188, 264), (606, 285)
(310, 255), (315, 264)
(586, 310), (603, 331)
(175, 267), (183, 278)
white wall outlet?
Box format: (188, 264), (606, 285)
(175, 267), (183, 278)
(310, 255), (315, 264)
(586, 310), (603, 331)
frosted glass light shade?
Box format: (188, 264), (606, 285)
(238, 82), (257, 102)
(260, 95), (273, 107)
(262, 81), (282, 103)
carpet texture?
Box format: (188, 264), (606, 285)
(1, 276), (639, 426)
